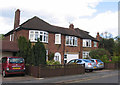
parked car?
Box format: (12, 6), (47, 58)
(2, 56), (25, 77)
(68, 59), (97, 72)
(90, 59), (104, 70)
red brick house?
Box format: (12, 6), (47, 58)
(4, 9), (99, 64)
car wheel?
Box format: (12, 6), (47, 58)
(2, 70), (6, 77)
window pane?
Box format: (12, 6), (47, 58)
(66, 36), (69, 44)
(40, 35), (42, 41)
(35, 32), (38, 40)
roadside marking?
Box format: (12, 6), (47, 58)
(36, 78), (44, 80)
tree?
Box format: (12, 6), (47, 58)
(113, 36), (120, 56)
(32, 40), (46, 66)
(0, 34), (4, 40)
(17, 36), (32, 64)
(89, 48), (111, 62)
(99, 38), (114, 56)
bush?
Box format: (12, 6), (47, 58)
(47, 60), (60, 65)
(111, 56), (120, 63)
(89, 48), (110, 62)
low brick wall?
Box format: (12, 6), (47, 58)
(25, 64), (85, 78)
(104, 62), (120, 69)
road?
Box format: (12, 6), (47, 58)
(1, 70), (119, 84)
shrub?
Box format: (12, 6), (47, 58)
(89, 48), (110, 62)
(47, 60), (60, 65)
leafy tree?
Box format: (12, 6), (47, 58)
(17, 36), (32, 64)
(0, 34), (4, 40)
(99, 38), (114, 56)
(89, 48), (111, 61)
(32, 40), (46, 66)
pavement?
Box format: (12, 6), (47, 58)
(2, 69), (119, 84)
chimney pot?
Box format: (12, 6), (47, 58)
(14, 9), (20, 30)
(69, 24), (74, 29)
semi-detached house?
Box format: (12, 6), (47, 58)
(4, 9), (99, 64)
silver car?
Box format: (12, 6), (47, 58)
(68, 59), (97, 72)
(90, 59), (104, 69)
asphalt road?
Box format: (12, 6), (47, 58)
(2, 70), (119, 84)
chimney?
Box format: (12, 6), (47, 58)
(96, 32), (100, 41)
(69, 24), (74, 29)
(14, 9), (20, 30)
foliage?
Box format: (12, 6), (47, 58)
(0, 34), (4, 40)
(89, 48), (110, 61)
(48, 52), (54, 60)
(113, 37), (120, 56)
(32, 40), (46, 66)
(17, 36), (32, 64)
(99, 38), (114, 56)
(47, 60), (60, 65)
(111, 56), (120, 63)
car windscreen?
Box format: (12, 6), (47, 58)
(83, 59), (91, 63)
(9, 58), (24, 63)
(97, 59), (102, 62)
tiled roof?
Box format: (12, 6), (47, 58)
(20, 16), (80, 37)
(75, 28), (98, 41)
(0, 40), (19, 52)
(5, 16), (98, 41)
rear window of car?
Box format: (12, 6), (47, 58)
(83, 59), (91, 62)
(91, 60), (94, 62)
(97, 59), (102, 62)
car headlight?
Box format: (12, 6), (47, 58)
(24, 67), (25, 70)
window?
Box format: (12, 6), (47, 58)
(55, 34), (61, 44)
(83, 39), (91, 47)
(94, 41), (97, 47)
(65, 36), (77, 46)
(82, 51), (90, 59)
(29, 30), (48, 43)
(10, 34), (14, 41)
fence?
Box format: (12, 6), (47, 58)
(25, 64), (85, 78)
(104, 62), (120, 69)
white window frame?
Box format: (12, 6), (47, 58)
(55, 34), (61, 44)
(93, 41), (97, 47)
(83, 39), (91, 47)
(29, 30), (48, 43)
(10, 34), (14, 41)
(82, 51), (90, 59)
(65, 36), (78, 46)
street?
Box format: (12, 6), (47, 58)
(2, 69), (119, 84)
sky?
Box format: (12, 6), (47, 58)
(0, 0), (119, 37)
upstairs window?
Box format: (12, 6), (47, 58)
(29, 30), (48, 43)
(94, 41), (97, 47)
(65, 36), (77, 46)
(10, 34), (14, 41)
(55, 34), (61, 44)
(83, 39), (91, 47)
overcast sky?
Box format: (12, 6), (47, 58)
(0, 0), (119, 37)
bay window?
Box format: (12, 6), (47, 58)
(29, 30), (48, 43)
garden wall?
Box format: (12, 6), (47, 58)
(25, 64), (85, 78)
(104, 62), (120, 69)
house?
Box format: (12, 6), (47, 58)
(3, 9), (100, 64)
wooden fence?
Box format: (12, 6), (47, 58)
(25, 64), (85, 78)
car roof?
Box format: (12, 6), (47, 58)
(2, 56), (23, 58)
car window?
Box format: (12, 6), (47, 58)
(68, 60), (75, 64)
(97, 59), (102, 62)
(83, 59), (91, 63)
(91, 60), (94, 62)
(76, 60), (82, 63)
(2, 57), (7, 63)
